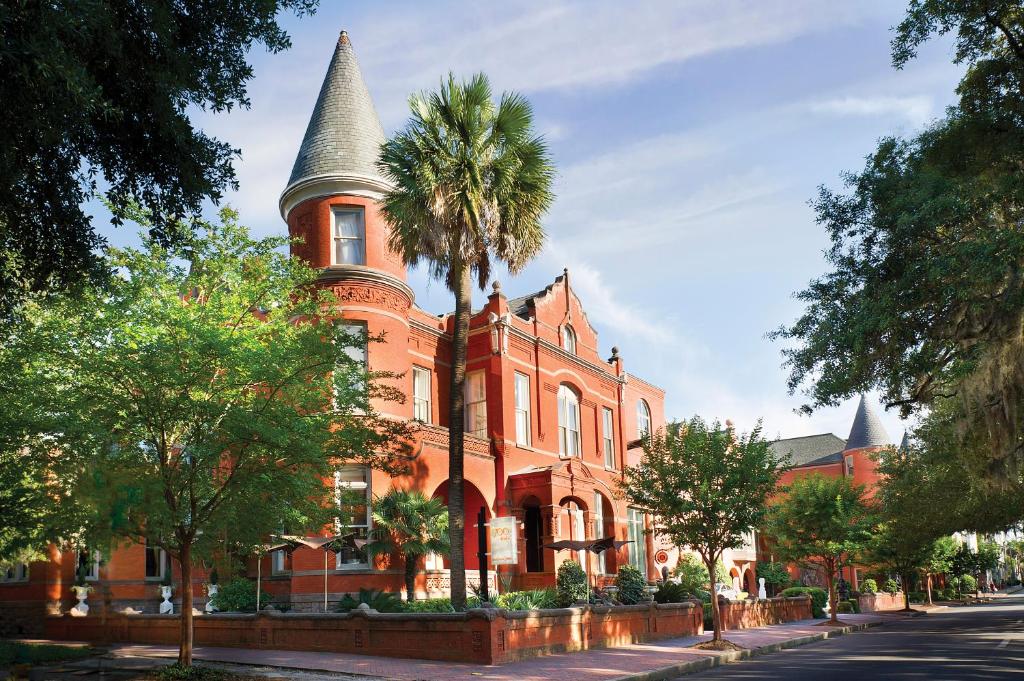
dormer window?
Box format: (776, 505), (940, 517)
(332, 207), (365, 265)
(562, 324), (577, 355)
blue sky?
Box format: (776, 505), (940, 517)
(96, 0), (963, 442)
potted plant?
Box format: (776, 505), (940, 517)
(70, 564), (92, 617)
(159, 570), (174, 614)
(205, 568), (220, 613)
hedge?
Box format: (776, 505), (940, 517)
(779, 586), (828, 618)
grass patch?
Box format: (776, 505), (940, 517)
(0, 640), (93, 666)
(693, 639), (745, 651)
(142, 665), (277, 680)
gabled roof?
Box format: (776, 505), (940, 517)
(769, 433), (846, 468)
(284, 31), (387, 193)
(846, 395), (890, 450)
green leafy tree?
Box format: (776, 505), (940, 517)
(377, 73), (554, 609)
(0, 0), (318, 321)
(923, 536), (958, 605)
(772, 0), (1024, 484)
(1, 207), (411, 666)
(865, 522), (929, 611)
(618, 417), (782, 642)
(766, 474), (875, 624)
(365, 489), (450, 602)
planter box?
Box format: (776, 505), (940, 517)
(719, 596), (813, 629)
(857, 592), (904, 612)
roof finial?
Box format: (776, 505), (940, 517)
(491, 280), (502, 294)
(339, 30), (350, 46)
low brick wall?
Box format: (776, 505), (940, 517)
(719, 596), (813, 629)
(43, 602), (703, 665)
(0, 600), (47, 638)
(857, 592), (905, 612)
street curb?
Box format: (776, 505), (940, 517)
(610, 621), (884, 681)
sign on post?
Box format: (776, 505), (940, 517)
(489, 516), (519, 565)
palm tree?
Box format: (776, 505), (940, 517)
(365, 489), (450, 601)
(378, 73), (554, 609)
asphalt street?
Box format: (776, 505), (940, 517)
(683, 596), (1024, 680)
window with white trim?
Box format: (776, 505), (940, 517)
(413, 366), (431, 423)
(0, 563), (28, 583)
(145, 540), (168, 580)
(465, 371), (488, 438)
(602, 407), (615, 469)
(335, 468), (371, 568)
(594, 492), (606, 574)
(562, 325), (577, 355)
(514, 372), (531, 446)
(332, 207), (366, 265)
(637, 400), (652, 438)
(334, 321), (367, 405)
(627, 508), (647, 573)
(558, 384), (581, 458)
(77, 550), (100, 581)
(844, 455), (854, 477)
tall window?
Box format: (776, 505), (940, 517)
(332, 207), (365, 265)
(465, 371), (488, 438)
(145, 540), (168, 580)
(562, 324), (577, 354)
(627, 508), (647, 573)
(637, 400), (652, 438)
(602, 407), (615, 469)
(77, 550), (100, 581)
(514, 372), (531, 446)
(558, 384), (581, 458)
(844, 455), (854, 477)
(335, 321), (367, 404)
(1, 563), (28, 583)
(594, 492), (606, 574)
(412, 366), (431, 423)
(335, 468), (371, 568)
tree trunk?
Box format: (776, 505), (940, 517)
(705, 558), (722, 642)
(405, 554), (417, 602)
(926, 573), (933, 606)
(178, 543), (193, 666)
(902, 572), (912, 611)
(826, 563), (838, 624)
(447, 266), (472, 610)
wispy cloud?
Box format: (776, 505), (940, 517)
(807, 95), (934, 126)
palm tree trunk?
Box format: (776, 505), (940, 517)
(405, 554), (417, 602)
(448, 266), (472, 610)
(178, 543), (193, 666)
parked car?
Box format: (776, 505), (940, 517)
(715, 583), (738, 600)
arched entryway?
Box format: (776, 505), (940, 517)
(744, 567), (756, 594)
(558, 496), (589, 573)
(432, 479), (489, 570)
(593, 491), (616, 576)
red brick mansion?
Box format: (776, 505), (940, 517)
(0, 32), (687, 624)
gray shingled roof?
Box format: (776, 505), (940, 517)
(846, 395), (890, 450)
(285, 31), (387, 190)
(769, 433), (846, 468)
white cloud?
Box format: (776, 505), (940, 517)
(808, 95), (934, 126)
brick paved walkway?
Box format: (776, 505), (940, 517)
(103, 612), (913, 680)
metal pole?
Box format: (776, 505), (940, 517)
(477, 506), (489, 603)
(256, 555), (261, 612)
(324, 550), (329, 612)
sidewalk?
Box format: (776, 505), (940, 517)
(97, 611), (914, 681)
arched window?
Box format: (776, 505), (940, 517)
(637, 400), (652, 438)
(562, 324), (577, 355)
(557, 384), (581, 458)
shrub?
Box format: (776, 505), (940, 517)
(495, 589), (558, 610)
(779, 586), (828, 618)
(909, 591), (926, 604)
(755, 561), (791, 596)
(701, 597), (713, 631)
(400, 597), (455, 613)
(654, 581), (689, 604)
(846, 598), (860, 613)
(210, 578), (271, 613)
(836, 600), (854, 614)
(336, 588), (403, 613)
(860, 578), (878, 595)
(959, 574), (978, 594)
(556, 561), (589, 606)
(882, 578), (899, 595)
(615, 565), (648, 605)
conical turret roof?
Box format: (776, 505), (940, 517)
(284, 30), (387, 195)
(845, 395), (890, 450)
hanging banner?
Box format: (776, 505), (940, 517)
(489, 516), (519, 565)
